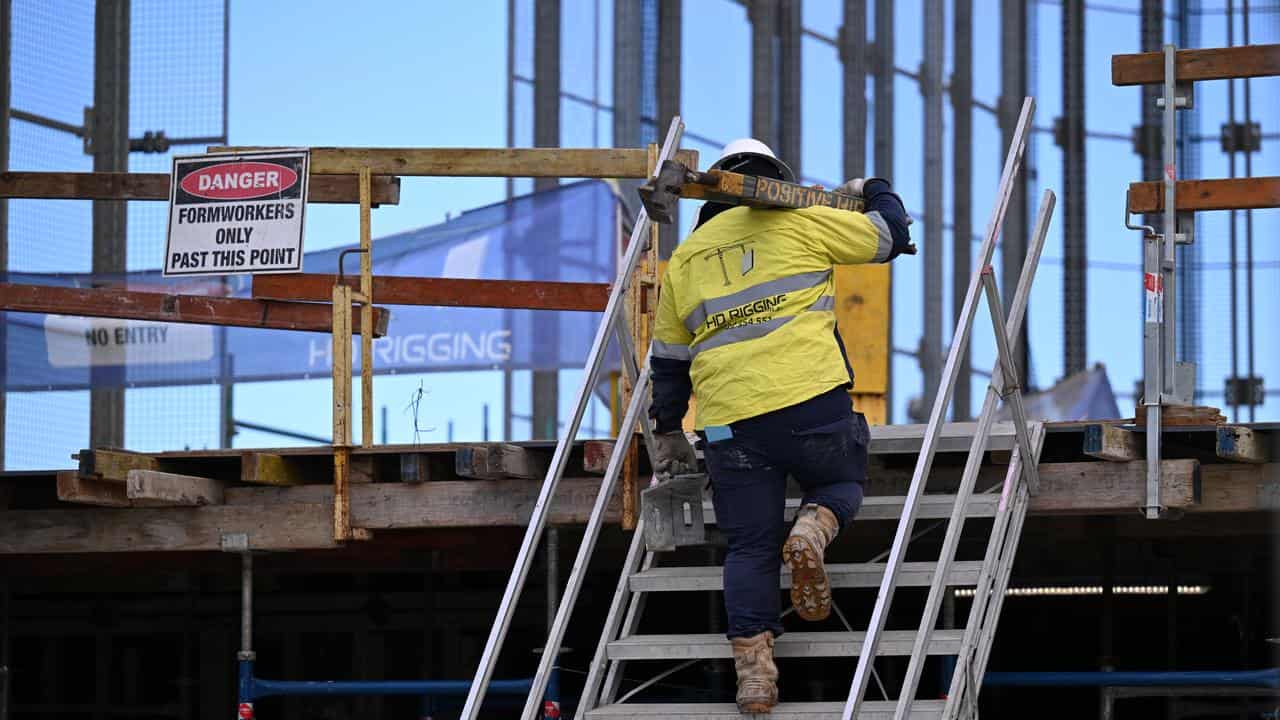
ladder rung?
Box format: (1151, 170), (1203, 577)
(703, 494), (999, 525)
(629, 561), (984, 593)
(585, 700), (945, 719)
(606, 630), (962, 661)
(868, 421), (1017, 454)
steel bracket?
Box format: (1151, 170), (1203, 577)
(1155, 81), (1194, 111)
(1220, 121), (1262, 153)
(81, 106), (96, 155)
(1224, 375), (1266, 407)
(1175, 211), (1194, 245)
(1259, 479), (1280, 511)
(1165, 361), (1196, 406)
(220, 533), (249, 553)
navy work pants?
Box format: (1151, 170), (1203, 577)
(702, 386), (869, 640)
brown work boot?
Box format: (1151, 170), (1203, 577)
(783, 504), (839, 621)
(731, 631), (778, 714)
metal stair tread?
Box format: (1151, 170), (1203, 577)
(606, 630), (963, 660)
(868, 421), (1016, 454)
(630, 561), (984, 592)
(703, 494), (999, 524)
(585, 700), (945, 718)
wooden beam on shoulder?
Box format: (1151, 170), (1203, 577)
(0, 171), (401, 205)
(208, 146), (700, 178)
(78, 448), (159, 483)
(1083, 424), (1142, 462)
(1216, 426), (1271, 464)
(252, 274), (611, 312)
(0, 283), (390, 336)
(126, 470), (225, 506)
(1127, 177), (1280, 214)
(1112, 44), (1280, 86)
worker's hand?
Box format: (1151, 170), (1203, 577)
(836, 178), (867, 195)
(861, 178), (915, 260)
(651, 431), (698, 478)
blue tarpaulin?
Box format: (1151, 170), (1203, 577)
(6, 180), (623, 391)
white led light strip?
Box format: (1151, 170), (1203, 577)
(953, 584), (1210, 598)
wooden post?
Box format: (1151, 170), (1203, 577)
(618, 144), (662, 530)
(332, 282), (353, 541)
(359, 167), (374, 449)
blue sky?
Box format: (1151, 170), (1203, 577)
(220, 0), (1280, 448)
(5, 1), (1275, 466)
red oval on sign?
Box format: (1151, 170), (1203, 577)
(180, 161), (298, 200)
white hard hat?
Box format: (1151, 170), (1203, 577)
(710, 138), (795, 183)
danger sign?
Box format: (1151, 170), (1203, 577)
(164, 149), (310, 277)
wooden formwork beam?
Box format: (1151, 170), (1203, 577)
(1216, 426), (1271, 464)
(1083, 424), (1142, 462)
(0, 171), (402, 205)
(1112, 44), (1280, 86)
(8, 458), (1272, 555)
(56, 471), (131, 507)
(1127, 177), (1280, 214)
(252, 274), (611, 312)
(455, 444), (547, 481)
(0, 283), (390, 336)
(77, 448), (160, 483)
(126, 470), (225, 506)
(208, 146), (700, 178)
(241, 453), (308, 486)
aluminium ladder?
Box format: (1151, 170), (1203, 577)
(464, 100), (1053, 719)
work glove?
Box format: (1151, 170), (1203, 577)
(651, 431), (698, 478)
(854, 177), (915, 259)
(840, 177), (913, 225)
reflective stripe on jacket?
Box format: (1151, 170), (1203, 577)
(652, 204), (893, 429)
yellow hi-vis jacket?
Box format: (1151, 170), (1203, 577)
(653, 204), (893, 429)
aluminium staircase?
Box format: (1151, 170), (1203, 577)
(576, 424), (1044, 720)
(462, 98), (1055, 720)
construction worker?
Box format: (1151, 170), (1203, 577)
(648, 138), (913, 714)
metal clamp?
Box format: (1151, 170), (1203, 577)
(336, 248), (369, 285)
(1125, 207), (1157, 239)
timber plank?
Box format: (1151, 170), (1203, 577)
(78, 448), (159, 483)
(1134, 403), (1226, 427)
(241, 453), (308, 486)
(1127, 177), (1280, 214)
(0, 171), (401, 205)
(208, 146), (699, 178)
(583, 440), (615, 474)
(126, 470), (225, 506)
(252, 274), (611, 312)
(455, 443), (546, 480)
(1031, 459), (1200, 513)
(56, 471), (131, 507)
(0, 503), (336, 554)
(399, 453), (430, 483)
(0, 284), (390, 336)
(1112, 44), (1280, 86)
(1083, 424), (1142, 462)
(1216, 426), (1270, 464)
(1199, 463), (1280, 512)
(7, 461), (1275, 554)
(222, 479), (619, 527)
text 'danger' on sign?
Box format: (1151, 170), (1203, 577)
(164, 149), (310, 277)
